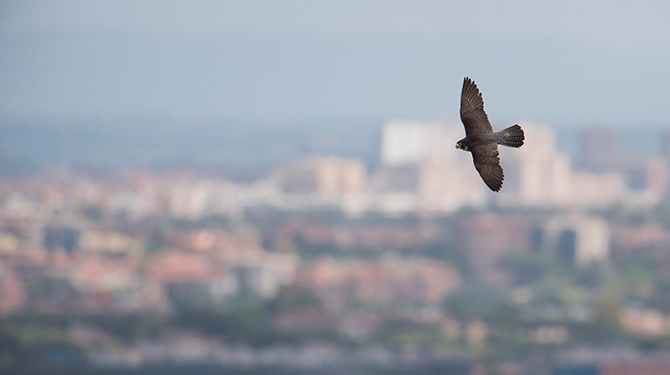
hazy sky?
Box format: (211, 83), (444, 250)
(2, 0), (670, 127)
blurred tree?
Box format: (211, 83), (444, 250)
(371, 319), (442, 348)
(268, 285), (321, 313)
(145, 224), (168, 253)
(656, 199), (670, 228)
(585, 295), (624, 342)
(574, 263), (605, 289)
(0, 315), (86, 374)
(293, 234), (339, 260)
(594, 295), (621, 327)
(0, 319), (21, 371)
(651, 277), (670, 314)
(171, 297), (282, 346)
(530, 285), (565, 307)
(81, 205), (103, 222)
(498, 253), (548, 286)
(443, 283), (501, 322)
(620, 256), (655, 297)
(272, 237), (299, 254)
(81, 314), (166, 344)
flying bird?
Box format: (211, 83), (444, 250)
(456, 77), (525, 192)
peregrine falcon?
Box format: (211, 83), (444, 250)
(456, 77), (525, 192)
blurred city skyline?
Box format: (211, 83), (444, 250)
(2, 120), (670, 374)
(2, 0), (670, 126)
(3, 3), (670, 374)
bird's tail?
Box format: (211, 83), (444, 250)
(495, 124), (525, 148)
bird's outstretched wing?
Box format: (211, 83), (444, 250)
(470, 142), (504, 192)
(460, 77), (493, 137)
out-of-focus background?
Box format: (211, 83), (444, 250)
(1, 1), (670, 374)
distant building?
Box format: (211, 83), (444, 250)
(554, 347), (670, 375)
(617, 159), (668, 207)
(380, 121), (458, 166)
(538, 215), (610, 266)
(43, 226), (81, 253)
(570, 172), (625, 208)
(497, 125), (573, 207)
(230, 252), (298, 298)
(643, 159), (670, 199)
(276, 158), (367, 198)
(600, 361), (670, 375)
(148, 250), (233, 307)
(0, 269), (25, 314)
(416, 155), (487, 215)
(167, 182), (214, 220)
(622, 164), (648, 192)
(457, 214), (531, 287)
(296, 257), (460, 307)
(79, 230), (140, 256)
(611, 224), (670, 277)
(148, 242), (298, 307)
(370, 158), (486, 216)
(0, 232), (20, 254)
(374, 121), (486, 215)
(581, 126), (620, 171)
(370, 164), (420, 194)
(619, 306), (670, 337)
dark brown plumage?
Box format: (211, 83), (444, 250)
(456, 77), (525, 192)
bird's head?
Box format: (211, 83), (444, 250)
(455, 142), (468, 151)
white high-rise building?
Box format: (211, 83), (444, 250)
(375, 120), (487, 215)
(380, 121), (462, 166)
(540, 214), (611, 266)
(498, 124), (573, 207)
